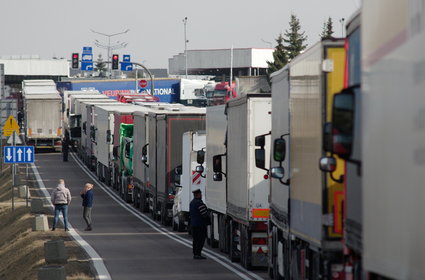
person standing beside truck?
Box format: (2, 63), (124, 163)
(189, 189), (209, 259)
(51, 179), (72, 231)
(80, 183), (94, 231)
(62, 135), (69, 162)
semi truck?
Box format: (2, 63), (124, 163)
(142, 106), (206, 225)
(78, 99), (118, 162)
(262, 39), (346, 279)
(213, 94), (272, 269)
(22, 80), (62, 150)
(179, 79), (212, 107)
(66, 94), (110, 147)
(206, 82), (236, 106)
(92, 103), (138, 184)
(323, 1), (425, 279)
(172, 131), (206, 232)
(319, 11), (363, 280)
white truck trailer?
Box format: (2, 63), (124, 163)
(67, 95), (110, 147)
(172, 131), (206, 231)
(92, 103), (136, 182)
(213, 94), (272, 268)
(22, 80), (62, 150)
(359, 1), (424, 278)
(78, 99), (118, 162)
(204, 105), (227, 250)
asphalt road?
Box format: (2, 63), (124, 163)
(33, 152), (266, 280)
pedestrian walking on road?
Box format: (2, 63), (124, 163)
(189, 189), (210, 260)
(80, 183), (94, 231)
(62, 135), (69, 162)
(51, 179), (72, 231)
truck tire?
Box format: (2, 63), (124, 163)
(229, 221), (240, 263)
(177, 216), (185, 232)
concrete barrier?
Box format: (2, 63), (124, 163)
(18, 185), (30, 198)
(32, 214), (49, 231)
(44, 239), (68, 264)
(37, 265), (66, 280)
(31, 198), (45, 213)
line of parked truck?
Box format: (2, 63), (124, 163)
(18, 1), (425, 279)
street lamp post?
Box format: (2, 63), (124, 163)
(339, 18), (345, 37)
(183, 17), (188, 78)
(91, 29), (130, 78)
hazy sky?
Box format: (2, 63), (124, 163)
(0, 0), (360, 68)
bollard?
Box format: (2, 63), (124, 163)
(18, 185), (30, 198)
(44, 239), (68, 264)
(37, 265), (66, 280)
(32, 214), (49, 231)
(31, 198), (45, 214)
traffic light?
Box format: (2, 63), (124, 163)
(112, 54), (119, 70)
(71, 53), (79, 69)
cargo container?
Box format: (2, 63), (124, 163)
(22, 80), (62, 150)
(144, 106), (206, 225)
(204, 105), (227, 250)
(213, 94), (272, 268)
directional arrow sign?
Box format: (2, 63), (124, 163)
(5, 147), (12, 161)
(4, 146), (35, 163)
(26, 147), (33, 162)
(16, 148), (23, 162)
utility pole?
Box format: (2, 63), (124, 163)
(91, 29), (129, 78)
(339, 18), (345, 37)
(183, 17), (188, 78)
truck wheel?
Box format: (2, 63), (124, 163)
(177, 216), (185, 232)
(229, 221), (240, 263)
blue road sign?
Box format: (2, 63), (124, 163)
(4, 146), (35, 163)
(121, 54), (132, 71)
(81, 61), (94, 71)
(83, 46), (93, 54)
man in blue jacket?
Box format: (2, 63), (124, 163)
(80, 183), (94, 231)
(189, 189), (209, 259)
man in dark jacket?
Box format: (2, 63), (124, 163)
(80, 183), (94, 231)
(189, 189), (209, 259)
(62, 136), (69, 162)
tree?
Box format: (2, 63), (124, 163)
(283, 14), (308, 61)
(266, 33), (288, 76)
(94, 54), (107, 77)
(320, 17), (334, 39)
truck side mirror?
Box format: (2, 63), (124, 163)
(197, 150), (205, 164)
(83, 122), (86, 133)
(332, 88), (355, 159)
(212, 155), (222, 173)
(323, 122), (333, 153)
(273, 138), (286, 162)
(113, 146), (118, 158)
(141, 144), (149, 164)
(174, 166), (182, 186)
(255, 135), (265, 147)
(319, 157), (337, 172)
(195, 165), (204, 174)
(106, 130), (112, 143)
(255, 149), (266, 169)
(271, 167), (284, 179)
(213, 173), (222, 181)
(125, 142), (131, 158)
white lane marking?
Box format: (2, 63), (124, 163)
(70, 152), (264, 280)
(31, 163), (111, 280)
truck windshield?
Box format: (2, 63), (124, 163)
(212, 90), (227, 97)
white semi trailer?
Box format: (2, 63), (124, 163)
(213, 94), (272, 268)
(22, 80), (62, 150)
